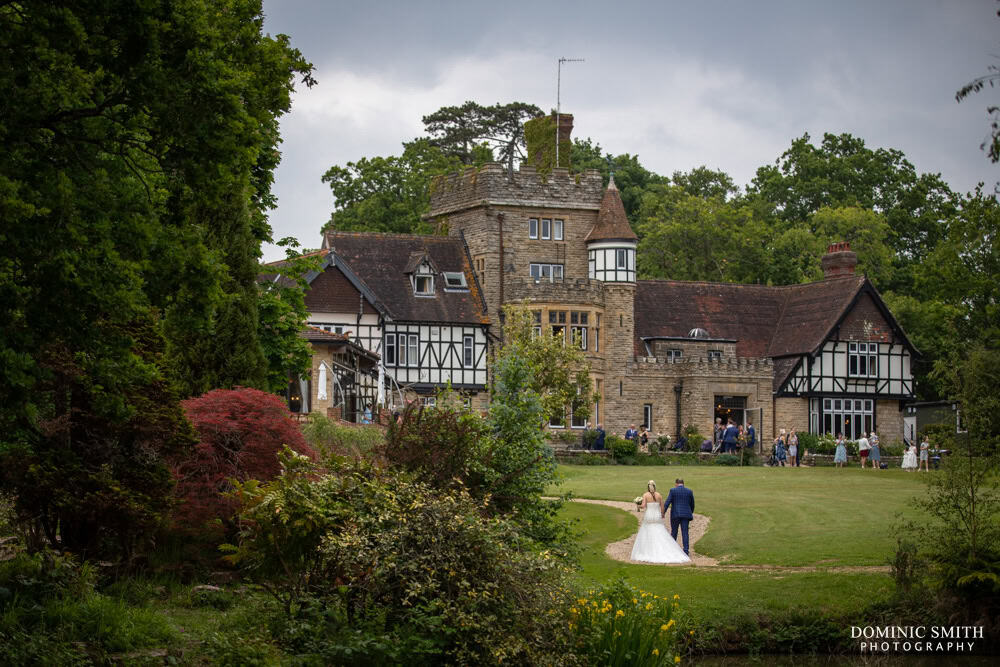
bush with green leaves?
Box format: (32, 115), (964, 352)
(568, 579), (682, 665)
(302, 414), (385, 462)
(609, 435), (636, 460)
(794, 431), (819, 455)
(714, 453), (740, 466)
(225, 452), (578, 665)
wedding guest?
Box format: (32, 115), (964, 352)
(787, 429), (798, 467)
(833, 433), (848, 468)
(774, 432), (787, 466)
(919, 435), (930, 472)
(639, 426), (650, 453)
(858, 433), (871, 468)
(901, 442), (918, 471)
(713, 418), (724, 449)
(869, 433), (881, 470)
(722, 419), (739, 454)
(594, 423), (606, 451)
(746, 421), (756, 451)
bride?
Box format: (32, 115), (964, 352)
(630, 480), (691, 564)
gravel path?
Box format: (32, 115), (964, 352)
(572, 498), (889, 573)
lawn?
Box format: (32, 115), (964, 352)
(560, 501), (893, 622)
(552, 464), (927, 566)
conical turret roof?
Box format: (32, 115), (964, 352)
(585, 174), (638, 243)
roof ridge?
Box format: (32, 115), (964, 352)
(325, 230), (459, 243)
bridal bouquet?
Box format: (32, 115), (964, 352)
(633, 496), (643, 510)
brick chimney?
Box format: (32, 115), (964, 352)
(821, 241), (858, 279)
(555, 113), (573, 150)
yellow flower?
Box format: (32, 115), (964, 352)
(616, 609), (625, 617)
(571, 607), (578, 614)
(633, 598), (638, 604)
(653, 649), (660, 656)
(689, 630), (695, 635)
(675, 657), (682, 664)
(646, 602), (653, 610)
(666, 619), (676, 629)
(673, 594), (680, 600)
(661, 624), (669, 631)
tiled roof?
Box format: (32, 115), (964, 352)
(635, 275), (868, 390)
(322, 231), (489, 325)
(635, 280), (786, 358)
(299, 326), (379, 361)
(585, 175), (638, 242)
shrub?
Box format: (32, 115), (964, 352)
(174, 387), (317, 536)
(714, 454), (740, 466)
(881, 440), (905, 457)
(581, 428), (600, 449)
(653, 435), (672, 453)
(609, 435), (636, 460)
(302, 415), (384, 461)
(225, 455), (577, 665)
(795, 431), (819, 455)
(634, 454), (667, 466)
(569, 579), (682, 665)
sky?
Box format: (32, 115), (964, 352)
(259, 0), (1000, 261)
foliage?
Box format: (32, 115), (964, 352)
(746, 132), (955, 288)
(609, 435), (638, 461)
(302, 414), (385, 461)
(0, 550), (174, 662)
(174, 387), (317, 535)
(257, 238), (321, 393)
(568, 579), (682, 666)
(795, 431), (819, 455)
(321, 138), (467, 235)
(225, 456), (578, 665)
(0, 0), (312, 562)
(424, 101), (542, 173)
(714, 454), (740, 466)
(524, 113), (571, 176)
(382, 398), (490, 493)
(0, 318), (194, 561)
(897, 344), (1000, 620)
(571, 138), (669, 225)
(501, 304), (593, 425)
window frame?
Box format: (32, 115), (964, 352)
(707, 349), (722, 360)
(442, 272), (468, 289)
(463, 334), (474, 367)
(414, 274), (434, 296)
(529, 218), (538, 239)
(384, 334), (396, 366)
(541, 218), (551, 240)
(616, 248), (628, 270)
(553, 219), (564, 241)
(407, 334), (419, 368)
(643, 404), (652, 430)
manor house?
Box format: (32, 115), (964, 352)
(295, 115), (916, 447)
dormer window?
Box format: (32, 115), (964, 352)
(414, 273), (433, 295)
(443, 272), (468, 290)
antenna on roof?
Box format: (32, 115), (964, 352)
(556, 57), (584, 169)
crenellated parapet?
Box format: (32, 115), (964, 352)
(505, 277), (606, 304)
(429, 163), (604, 217)
(631, 356), (774, 371)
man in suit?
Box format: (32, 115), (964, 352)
(593, 423), (606, 450)
(664, 478), (695, 555)
(746, 422), (756, 451)
(722, 419), (739, 453)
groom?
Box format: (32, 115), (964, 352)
(664, 478), (695, 556)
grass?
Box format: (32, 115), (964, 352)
(560, 501), (894, 621)
(553, 464), (927, 566)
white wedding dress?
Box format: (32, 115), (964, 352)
(901, 446), (918, 470)
(630, 502), (691, 564)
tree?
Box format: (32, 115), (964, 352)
(257, 238), (321, 393)
(321, 138), (466, 234)
(747, 132), (955, 291)
(174, 387), (317, 535)
(571, 138), (669, 228)
(423, 101), (543, 173)
(0, 1), (313, 558)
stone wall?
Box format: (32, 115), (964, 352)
(876, 399), (905, 443)
(773, 397), (809, 442)
(430, 163), (604, 217)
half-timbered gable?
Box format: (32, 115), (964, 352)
(321, 231), (491, 403)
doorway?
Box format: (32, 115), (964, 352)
(714, 395), (747, 425)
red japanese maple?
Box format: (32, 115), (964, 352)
(174, 387), (316, 533)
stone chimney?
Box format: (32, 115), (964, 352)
(524, 112), (573, 173)
(821, 241), (858, 279)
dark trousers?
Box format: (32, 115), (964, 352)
(670, 516), (691, 554)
